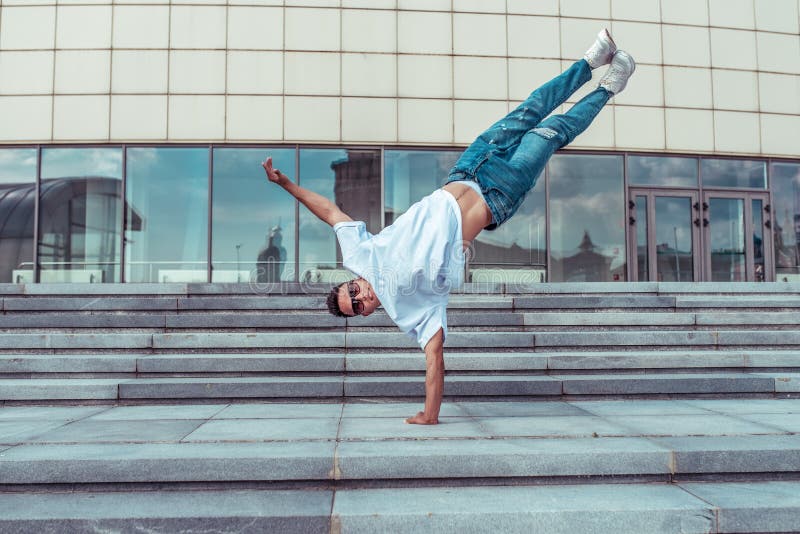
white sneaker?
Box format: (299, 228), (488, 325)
(598, 50), (636, 95)
(583, 28), (617, 69)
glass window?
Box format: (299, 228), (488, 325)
(384, 150), (461, 225)
(212, 148), (296, 284)
(771, 162), (800, 282)
(297, 148), (381, 283)
(701, 158), (766, 189)
(125, 147), (209, 283)
(0, 149), (37, 283)
(39, 148), (123, 283)
(628, 155), (697, 187)
(549, 154), (626, 282)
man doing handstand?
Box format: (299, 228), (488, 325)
(262, 30), (635, 425)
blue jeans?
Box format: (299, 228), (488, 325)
(447, 59), (611, 230)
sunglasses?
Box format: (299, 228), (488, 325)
(348, 281), (364, 316)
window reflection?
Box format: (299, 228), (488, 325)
(39, 148), (123, 283)
(298, 148), (380, 283)
(212, 148), (296, 283)
(549, 154), (625, 282)
(771, 162), (800, 282)
(125, 147), (208, 283)
(0, 149), (37, 283)
(708, 197), (745, 281)
(384, 150), (460, 225)
(628, 156), (697, 187)
(701, 159), (766, 189)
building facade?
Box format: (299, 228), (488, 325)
(0, 0), (798, 285)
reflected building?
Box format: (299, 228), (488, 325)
(257, 225), (287, 283)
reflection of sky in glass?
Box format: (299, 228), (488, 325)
(769, 162), (800, 273)
(42, 148), (122, 180)
(701, 159), (766, 189)
(0, 148), (37, 184)
(384, 150), (461, 222)
(125, 147), (208, 282)
(628, 156), (697, 187)
(654, 196), (692, 253)
(549, 154), (625, 280)
(298, 148), (347, 271)
(212, 148), (295, 281)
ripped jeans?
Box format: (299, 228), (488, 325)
(446, 59), (611, 230)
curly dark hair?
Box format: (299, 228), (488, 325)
(326, 282), (348, 317)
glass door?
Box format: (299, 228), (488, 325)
(703, 191), (773, 282)
(629, 189), (700, 282)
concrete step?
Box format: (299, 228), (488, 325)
(0, 481), (798, 534)
(2, 373), (797, 401)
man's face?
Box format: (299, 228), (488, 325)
(337, 277), (379, 317)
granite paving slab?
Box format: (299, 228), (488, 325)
(0, 314), (166, 328)
(215, 403), (342, 419)
(717, 331), (800, 345)
(657, 282), (800, 294)
(0, 354), (137, 373)
(696, 311), (800, 325)
(340, 402), (466, 419)
(0, 406), (108, 421)
(3, 297), (177, 311)
(0, 441), (336, 483)
(27, 419), (205, 444)
(745, 351), (800, 366)
(344, 376), (562, 397)
(507, 282), (660, 294)
(0, 489), (332, 534)
(338, 417), (485, 440)
(675, 296), (800, 308)
(0, 379), (121, 400)
(523, 312), (695, 326)
(336, 437), (671, 479)
(513, 295), (676, 309)
(88, 404), (228, 421)
(446, 296), (514, 309)
(535, 331), (719, 347)
(0, 285), (23, 295)
(119, 377), (344, 399)
(557, 373), (776, 395)
(345, 352), (548, 372)
(603, 414), (784, 437)
(182, 417), (340, 442)
(165, 312), (345, 328)
(176, 296), (326, 310)
(458, 401), (588, 418)
(137, 353), (345, 372)
(333, 484), (714, 534)
(680, 481), (800, 533)
(567, 400), (712, 417)
(733, 412), (800, 433)
(477, 415), (632, 439)
(762, 373), (800, 392)
(0, 420), (71, 445)
(152, 332), (345, 349)
(682, 398), (800, 414)
(22, 283), (187, 295)
(548, 351), (748, 370)
(346, 332), (535, 350)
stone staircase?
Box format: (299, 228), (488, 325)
(1, 282), (799, 533)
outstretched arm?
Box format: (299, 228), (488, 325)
(406, 328), (444, 425)
(262, 156), (352, 227)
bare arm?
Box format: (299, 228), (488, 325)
(405, 328), (444, 425)
(262, 156), (352, 227)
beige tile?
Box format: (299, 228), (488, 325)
(760, 114), (800, 156)
(664, 67), (713, 109)
(398, 99), (453, 143)
(560, 0), (611, 19)
(110, 95), (168, 140)
(112, 51), (168, 94)
(507, 0), (559, 15)
(342, 98), (397, 142)
(609, 21), (662, 65)
(285, 7), (340, 52)
(53, 95), (110, 141)
(56, 5), (111, 49)
(561, 19), (613, 64)
(169, 51), (226, 94)
(227, 51), (284, 95)
(758, 73), (800, 114)
(0, 96), (52, 141)
(665, 108), (714, 152)
(398, 55), (452, 98)
(709, 0), (755, 29)
(714, 111), (760, 153)
(757, 33), (800, 74)
(452, 0), (505, 13)
(113, 5), (169, 49)
(342, 53), (396, 97)
(343, 0), (396, 7)
(398, 0), (451, 10)
(453, 57), (508, 100)
(754, 0), (799, 33)
(342, 9), (397, 53)
(614, 106), (664, 150)
(54, 51), (111, 94)
(507, 16), (560, 59)
(284, 52), (341, 96)
(712, 69), (758, 111)
(453, 100), (509, 144)
(0, 51), (54, 95)
(284, 96), (340, 141)
(611, 0), (660, 22)
(226, 96), (283, 142)
(569, 102), (615, 148)
(398, 11), (452, 54)
(168, 95), (225, 140)
(454, 13), (506, 56)
(612, 64), (663, 107)
(228, 6), (284, 50)
(710, 29), (757, 70)
(661, 0), (709, 25)
(508, 58), (562, 101)
(170, 5), (227, 49)
(662, 25), (711, 67)
(285, 0), (339, 5)
(0, 6), (56, 50)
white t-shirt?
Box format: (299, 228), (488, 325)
(334, 188), (465, 350)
